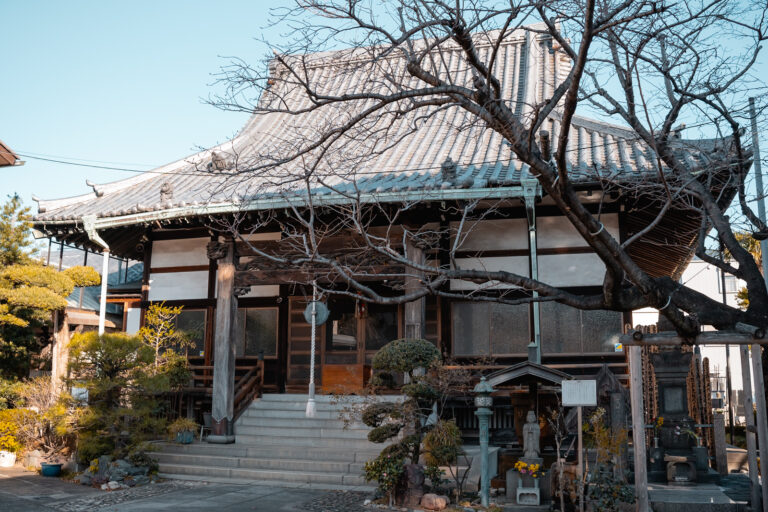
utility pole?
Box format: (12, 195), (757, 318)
(749, 96), (768, 508)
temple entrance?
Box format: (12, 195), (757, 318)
(285, 296), (398, 392)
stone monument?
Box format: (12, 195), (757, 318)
(507, 410), (547, 505)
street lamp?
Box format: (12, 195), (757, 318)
(473, 376), (494, 507)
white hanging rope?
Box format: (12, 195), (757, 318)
(306, 282), (318, 418)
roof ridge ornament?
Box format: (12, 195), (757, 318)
(31, 195), (45, 213)
(441, 157), (457, 183)
(86, 179), (104, 197)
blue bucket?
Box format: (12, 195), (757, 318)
(41, 463), (62, 477)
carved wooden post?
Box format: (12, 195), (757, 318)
(712, 413), (727, 475)
(738, 345), (761, 509)
(404, 236), (425, 339)
(628, 345), (649, 512)
(208, 239), (238, 444)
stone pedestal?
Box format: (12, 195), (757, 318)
(505, 456), (546, 504)
(516, 485), (540, 506)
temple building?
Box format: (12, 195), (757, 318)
(30, 24), (739, 489)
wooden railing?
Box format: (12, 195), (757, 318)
(182, 359), (264, 422)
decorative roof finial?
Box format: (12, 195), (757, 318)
(441, 157), (457, 183)
(86, 179), (104, 197)
(160, 181), (173, 203)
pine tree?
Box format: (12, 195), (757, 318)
(0, 195), (100, 377)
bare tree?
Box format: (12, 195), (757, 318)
(204, 0), (768, 336)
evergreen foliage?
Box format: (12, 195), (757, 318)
(0, 195), (101, 377)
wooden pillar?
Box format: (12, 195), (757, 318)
(50, 311), (70, 396)
(712, 413), (727, 475)
(404, 237), (425, 339)
(739, 345), (761, 510)
(208, 239), (238, 444)
(628, 345), (649, 512)
(750, 345), (768, 507)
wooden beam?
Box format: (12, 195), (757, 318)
(628, 345), (649, 512)
(620, 331), (768, 346)
(234, 265), (405, 286)
(750, 345), (768, 508)
(739, 345), (761, 509)
(712, 413), (728, 475)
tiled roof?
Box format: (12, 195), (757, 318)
(33, 24), (724, 226)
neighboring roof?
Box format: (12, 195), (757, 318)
(485, 361), (573, 387)
(0, 139), (21, 167)
(32, 24), (724, 232)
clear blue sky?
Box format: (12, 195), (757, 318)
(0, 1), (290, 206)
(1, 1), (766, 212)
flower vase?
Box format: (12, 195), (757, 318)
(654, 436), (659, 448)
(534, 478), (540, 489)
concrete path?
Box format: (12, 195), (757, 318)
(0, 465), (101, 511)
(0, 467), (370, 511)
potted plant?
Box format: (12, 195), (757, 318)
(40, 460), (63, 477)
(0, 432), (21, 467)
(168, 417), (198, 444)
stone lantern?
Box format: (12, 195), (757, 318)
(473, 376), (494, 507)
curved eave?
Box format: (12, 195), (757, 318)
(33, 185), (529, 232)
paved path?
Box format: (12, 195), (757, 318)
(0, 467), (371, 511)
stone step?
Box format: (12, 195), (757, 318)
(234, 425), (371, 440)
(158, 463), (367, 486)
(154, 451), (366, 474)
(239, 408), (344, 420)
(153, 442), (380, 462)
(257, 394), (401, 403)
(234, 433), (379, 449)
(236, 416), (368, 430)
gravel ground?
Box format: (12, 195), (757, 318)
(56, 480), (206, 511)
(298, 490), (370, 512)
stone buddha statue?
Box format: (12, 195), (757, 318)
(522, 410), (540, 459)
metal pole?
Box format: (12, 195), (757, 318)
(750, 96), (768, 508)
(718, 252), (735, 443)
(476, 406), (492, 507)
(305, 282), (317, 418)
(578, 405), (584, 512)
(97, 250), (110, 335)
(628, 345), (649, 512)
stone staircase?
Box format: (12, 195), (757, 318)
(153, 394), (399, 487)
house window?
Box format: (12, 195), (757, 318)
(175, 309), (207, 356)
(451, 302), (530, 356)
(237, 308), (278, 357)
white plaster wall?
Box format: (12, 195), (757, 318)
(125, 307), (141, 335)
(538, 253), (606, 287)
(152, 238), (210, 267)
(240, 232), (282, 242)
(451, 219), (528, 251)
(537, 213), (619, 249)
(148, 271), (209, 301)
(239, 285), (280, 298)
(450, 256), (529, 290)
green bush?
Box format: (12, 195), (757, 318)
(68, 332), (171, 462)
(371, 338), (440, 374)
(0, 378), (22, 410)
(423, 419), (463, 467)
